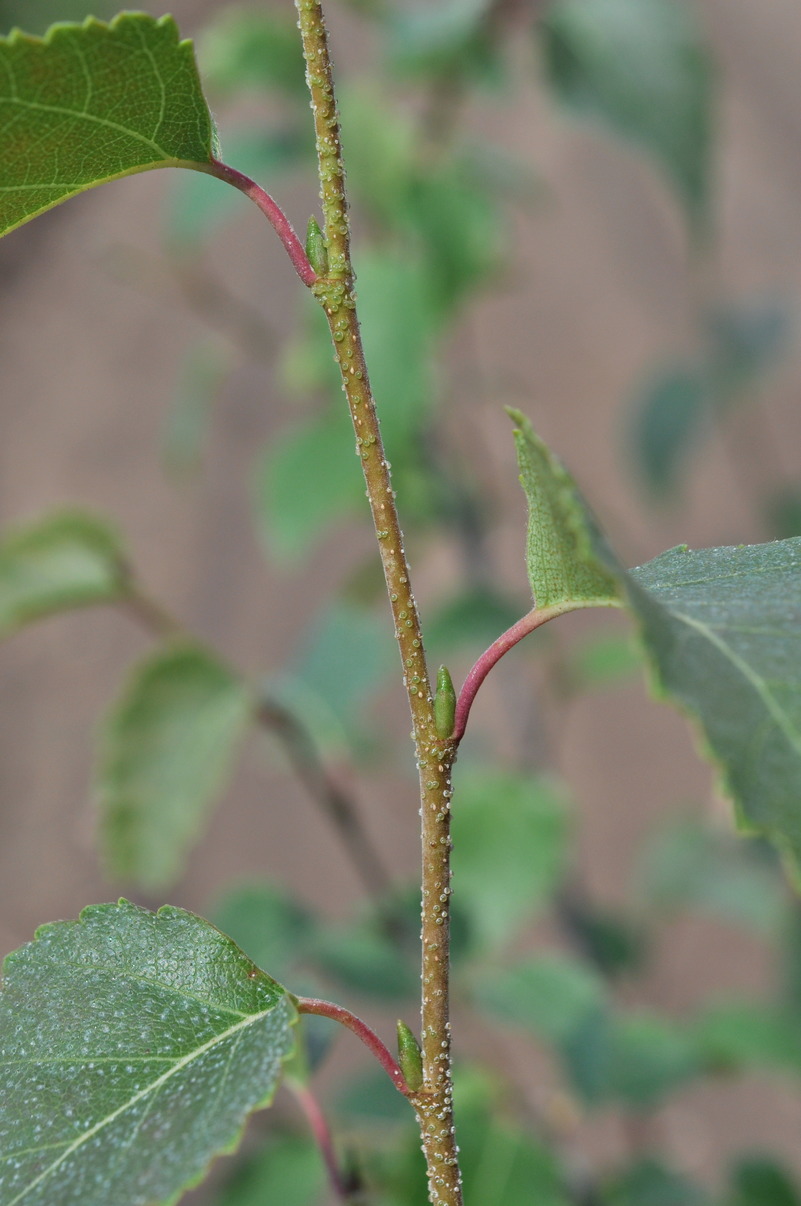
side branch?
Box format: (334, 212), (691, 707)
(296, 997), (413, 1097)
(203, 159), (317, 287)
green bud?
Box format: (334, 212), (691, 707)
(305, 215), (328, 276)
(396, 1019), (423, 1092)
(434, 664), (456, 739)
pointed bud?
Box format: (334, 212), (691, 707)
(434, 664), (456, 739)
(397, 1019), (423, 1092)
(305, 215), (328, 277)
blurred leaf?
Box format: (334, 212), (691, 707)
(426, 587), (526, 654)
(254, 405), (363, 562)
(0, 0), (112, 34)
(165, 128), (308, 248)
(452, 768), (571, 949)
(764, 487), (801, 541)
(199, 8), (307, 99)
(636, 817), (785, 934)
(627, 541), (801, 874)
(98, 645), (252, 889)
(601, 1012), (698, 1107)
(728, 1156), (801, 1206)
(540, 0), (712, 227)
(163, 343), (229, 474)
(385, 0), (499, 79)
(475, 953), (605, 1043)
(337, 86), (417, 232)
(0, 511), (128, 637)
(627, 365), (709, 499)
(705, 298), (791, 395)
(603, 1158), (711, 1206)
(213, 1132), (325, 1206)
(0, 15), (215, 240)
(311, 921), (418, 1001)
(355, 249), (439, 451)
(509, 408), (621, 610)
(563, 632), (642, 690)
(693, 1001), (801, 1075)
(557, 891), (646, 979)
(211, 883), (317, 984)
(0, 900), (296, 1206)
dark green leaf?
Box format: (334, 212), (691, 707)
(540, 0), (712, 226)
(627, 540), (801, 872)
(0, 14), (215, 239)
(509, 408), (621, 611)
(0, 510), (128, 636)
(557, 891), (646, 978)
(692, 1001), (801, 1076)
(563, 632), (642, 690)
(728, 1156), (801, 1206)
(628, 365), (709, 499)
(98, 645), (252, 889)
(452, 767), (570, 948)
(311, 922), (418, 1002)
(765, 487), (801, 541)
(0, 900), (296, 1206)
(602, 1012), (698, 1107)
(425, 587), (527, 654)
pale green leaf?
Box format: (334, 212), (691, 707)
(0, 510), (128, 637)
(98, 645), (252, 889)
(508, 408), (621, 610)
(628, 540), (801, 870)
(0, 13), (215, 239)
(540, 0), (712, 227)
(452, 767), (570, 948)
(0, 900), (297, 1206)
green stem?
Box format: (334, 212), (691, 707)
(295, 4), (463, 1203)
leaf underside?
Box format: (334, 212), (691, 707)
(628, 540), (801, 869)
(0, 900), (297, 1206)
(0, 13), (215, 238)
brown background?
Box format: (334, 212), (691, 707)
(1, 0), (801, 1197)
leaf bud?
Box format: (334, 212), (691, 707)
(305, 215), (328, 277)
(434, 664), (456, 739)
(396, 1019), (423, 1092)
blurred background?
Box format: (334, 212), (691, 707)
(2, 1), (801, 1203)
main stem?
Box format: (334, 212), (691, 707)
(295, 4), (462, 1202)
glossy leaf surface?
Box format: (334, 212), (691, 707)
(0, 900), (296, 1206)
(0, 13), (214, 238)
(98, 645), (251, 889)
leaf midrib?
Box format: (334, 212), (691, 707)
(4, 1004), (278, 1206)
(670, 608), (801, 758)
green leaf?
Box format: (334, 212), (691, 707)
(475, 953), (605, 1043)
(98, 645), (252, 889)
(729, 1157), (801, 1206)
(0, 1), (112, 37)
(628, 364), (709, 499)
(211, 883), (317, 986)
(508, 408), (621, 610)
(0, 900), (297, 1206)
(540, 0), (712, 227)
(0, 510), (128, 637)
(213, 1131), (325, 1206)
(162, 343), (229, 475)
(452, 768), (570, 949)
(603, 1158), (711, 1206)
(601, 1012), (698, 1107)
(692, 1001), (801, 1076)
(198, 9), (308, 100)
(627, 540), (801, 871)
(0, 14), (216, 240)
(254, 406), (363, 563)
(425, 587), (525, 654)
(563, 632), (642, 691)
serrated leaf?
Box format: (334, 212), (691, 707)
(540, 0), (712, 228)
(627, 540), (801, 870)
(0, 13), (215, 239)
(0, 900), (297, 1206)
(0, 510), (128, 637)
(508, 408), (621, 611)
(98, 645), (252, 889)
